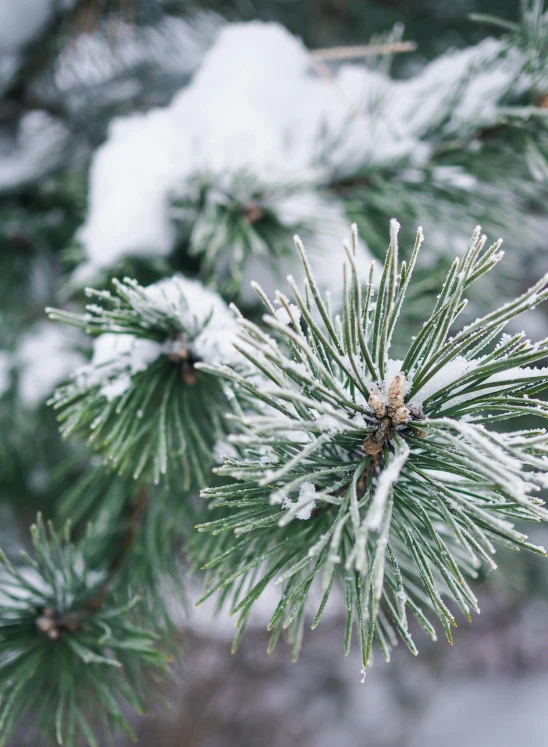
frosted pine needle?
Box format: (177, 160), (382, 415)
(195, 221), (548, 669)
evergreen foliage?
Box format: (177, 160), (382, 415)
(1, 2), (548, 745)
(195, 222), (548, 666)
(47, 276), (238, 487)
(0, 516), (167, 746)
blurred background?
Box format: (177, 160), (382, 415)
(1, 1), (548, 745)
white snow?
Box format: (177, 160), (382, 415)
(74, 22), (387, 291)
(445, 364), (548, 408)
(399, 38), (525, 140)
(75, 21), (528, 297)
(147, 275), (240, 365)
(16, 321), (86, 408)
(75, 332), (161, 402)
(74, 275), (239, 401)
(411, 356), (478, 405)
(274, 303), (301, 326)
(283, 481), (317, 520)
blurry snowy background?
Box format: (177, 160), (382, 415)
(1, 1), (548, 745)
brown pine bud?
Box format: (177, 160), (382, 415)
(387, 373), (405, 415)
(407, 403), (424, 421)
(392, 405), (409, 426)
(364, 435), (381, 455)
(368, 388), (386, 419)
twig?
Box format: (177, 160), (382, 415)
(310, 40), (417, 61)
(37, 486), (149, 638)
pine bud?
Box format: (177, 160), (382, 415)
(387, 373), (405, 415)
(368, 388), (386, 419)
(392, 405), (410, 425)
(363, 435), (382, 455)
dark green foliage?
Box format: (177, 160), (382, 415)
(0, 2), (547, 743)
(48, 278), (235, 486)
(0, 516), (168, 747)
(171, 173), (311, 297)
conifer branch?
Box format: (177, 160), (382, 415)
(194, 222), (548, 668)
(47, 275), (240, 487)
(0, 516), (168, 746)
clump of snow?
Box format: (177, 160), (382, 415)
(74, 275), (239, 401)
(75, 21), (528, 295)
(147, 275), (240, 365)
(73, 22), (394, 290)
(75, 333), (161, 402)
(16, 321), (86, 408)
(283, 481), (317, 520)
(274, 303), (301, 326)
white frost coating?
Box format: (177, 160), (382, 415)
(411, 356), (478, 404)
(274, 303), (301, 326)
(283, 481), (317, 520)
(147, 275), (240, 365)
(16, 322), (86, 408)
(447, 365), (548, 407)
(366, 442), (410, 531)
(438, 419), (523, 473)
(76, 333), (162, 402)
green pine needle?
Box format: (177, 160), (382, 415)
(47, 276), (237, 487)
(195, 221), (548, 668)
(0, 515), (168, 747)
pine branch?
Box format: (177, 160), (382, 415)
(56, 462), (197, 624)
(170, 172), (321, 297)
(0, 515), (168, 746)
(47, 275), (240, 487)
(194, 221), (548, 669)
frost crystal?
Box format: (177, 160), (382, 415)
(282, 482), (317, 520)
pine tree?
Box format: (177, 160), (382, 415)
(1, 2), (548, 745)
(3, 219), (548, 744)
